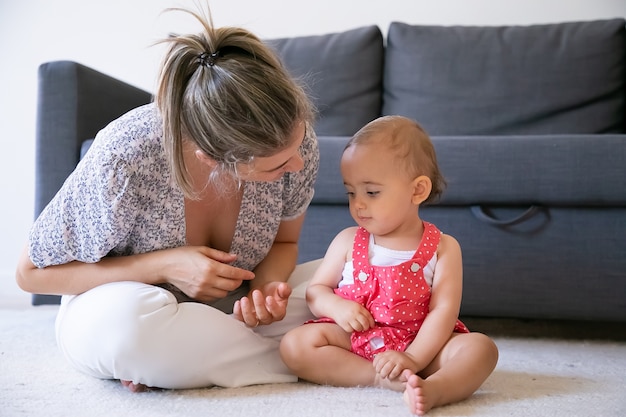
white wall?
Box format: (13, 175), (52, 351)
(1, 0), (624, 298)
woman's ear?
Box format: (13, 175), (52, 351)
(194, 149), (218, 168)
(412, 175), (432, 205)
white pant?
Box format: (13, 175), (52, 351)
(55, 259), (321, 389)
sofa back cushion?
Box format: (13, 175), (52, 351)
(267, 26), (384, 136)
(312, 134), (626, 207)
(383, 19), (626, 135)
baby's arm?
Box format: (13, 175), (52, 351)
(402, 234), (464, 373)
(306, 227), (375, 332)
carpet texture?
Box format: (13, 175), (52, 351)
(1, 306), (625, 417)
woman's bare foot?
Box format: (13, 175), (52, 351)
(402, 370), (439, 416)
(121, 380), (149, 393)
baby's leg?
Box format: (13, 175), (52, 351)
(280, 323), (404, 390)
(56, 281), (298, 389)
(403, 332), (498, 415)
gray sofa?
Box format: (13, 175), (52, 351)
(33, 19), (626, 324)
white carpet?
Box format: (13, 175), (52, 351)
(1, 306), (625, 417)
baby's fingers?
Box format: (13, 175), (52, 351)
(386, 363), (404, 380)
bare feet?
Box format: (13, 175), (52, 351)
(373, 375), (405, 392)
(121, 380), (149, 393)
(402, 370), (438, 416)
(372, 367), (409, 392)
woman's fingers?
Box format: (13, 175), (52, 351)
(234, 284), (292, 327)
(236, 295), (261, 327)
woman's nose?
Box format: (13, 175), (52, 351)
(284, 152), (304, 173)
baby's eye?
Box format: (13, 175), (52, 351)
(366, 191), (380, 197)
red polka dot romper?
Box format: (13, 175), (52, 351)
(336, 222), (469, 361)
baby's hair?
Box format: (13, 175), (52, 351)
(346, 115), (446, 204)
(154, 5), (314, 197)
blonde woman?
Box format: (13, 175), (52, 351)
(16, 6), (318, 392)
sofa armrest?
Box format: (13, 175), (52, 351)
(33, 61), (152, 305)
(35, 60), (152, 218)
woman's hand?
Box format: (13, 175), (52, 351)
(163, 246), (255, 302)
(232, 281), (292, 327)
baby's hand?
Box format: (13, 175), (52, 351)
(332, 299), (375, 333)
(373, 350), (418, 380)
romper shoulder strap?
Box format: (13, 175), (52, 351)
(351, 227), (370, 281)
(411, 221), (441, 268)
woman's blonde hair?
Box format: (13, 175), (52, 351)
(155, 6), (314, 197)
(346, 115), (446, 205)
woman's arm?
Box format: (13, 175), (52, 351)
(15, 244), (255, 301)
(250, 213), (306, 290)
(232, 213), (305, 326)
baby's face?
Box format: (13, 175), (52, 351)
(341, 142), (419, 237)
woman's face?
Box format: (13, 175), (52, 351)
(236, 122), (307, 182)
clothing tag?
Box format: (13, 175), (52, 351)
(369, 336), (385, 350)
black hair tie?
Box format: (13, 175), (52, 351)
(197, 51), (220, 67)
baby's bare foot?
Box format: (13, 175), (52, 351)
(373, 368), (409, 392)
(402, 370), (439, 416)
(121, 380), (149, 393)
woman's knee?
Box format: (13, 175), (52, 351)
(56, 282), (178, 377)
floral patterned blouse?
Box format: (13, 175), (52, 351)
(28, 104), (319, 302)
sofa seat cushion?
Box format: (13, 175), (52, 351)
(421, 205), (626, 321)
(313, 135), (626, 206)
(267, 26), (384, 137)
(383, 19), (626, 135)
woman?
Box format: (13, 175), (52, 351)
(16, 6), (319, 392)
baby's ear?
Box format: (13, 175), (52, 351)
(412, 175), (432, 205)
